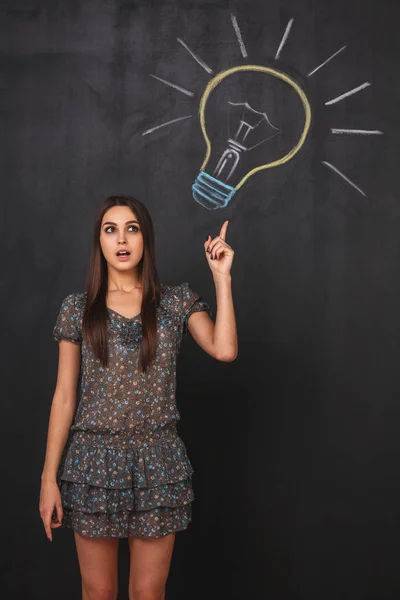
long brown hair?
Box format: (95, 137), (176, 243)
(82, 195), (161, 372)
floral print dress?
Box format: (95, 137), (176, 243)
(52, 282), (211, 539)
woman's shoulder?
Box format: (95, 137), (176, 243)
(74, 292), (87, 310)
(74, 291), (87, 301)
(160, 282), (190, 313)
(160, 282), (211, 324)
(161, 282), (190, 297)
(58, 291), (87, 314)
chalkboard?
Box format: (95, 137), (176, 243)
(2, 1), (400, 599)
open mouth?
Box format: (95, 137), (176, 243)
(116, 250), (131, 256)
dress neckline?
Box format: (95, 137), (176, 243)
(105, 284), (167, 321)
(106, 307), (141, 321)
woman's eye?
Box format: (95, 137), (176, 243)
(104, 225), (139, 233)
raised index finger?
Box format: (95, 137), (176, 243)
(219, 220), (229, 241)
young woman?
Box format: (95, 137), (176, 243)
(39, 195), (237, 600)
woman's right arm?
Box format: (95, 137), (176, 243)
(39, 339), (81, 541)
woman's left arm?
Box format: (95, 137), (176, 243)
(187, 221), (238, 362)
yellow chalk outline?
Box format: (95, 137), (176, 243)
(199, 65), (312, 190)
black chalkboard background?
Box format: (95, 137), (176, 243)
(2, 0), (400, 598)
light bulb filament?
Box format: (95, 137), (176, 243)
(214, 147), (240, 181)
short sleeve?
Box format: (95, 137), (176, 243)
(181, 282), (212, 334)
(52, 293), (82, 344)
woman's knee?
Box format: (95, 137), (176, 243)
(82, 579), (118, 600)
(128, 585), (165, 600)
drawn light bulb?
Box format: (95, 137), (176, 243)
(192, 65), (312, 210)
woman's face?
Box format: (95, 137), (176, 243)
(100, 205), (144, 271)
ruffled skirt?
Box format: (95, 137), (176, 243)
(55, 425), (194, 538)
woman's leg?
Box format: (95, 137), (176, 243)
(74, 531), (120, 600)
(128, 532), (176, 600)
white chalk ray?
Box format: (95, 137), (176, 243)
(177, 38), (213, 74)
(322, 161), (366, 197)
(331, 129), (383, 135)
(325, 82), (371, 106)
(231, 14), (248, 58)
(142, 115), (193, 137)
(149, 74), (194, 97)
(307, 45), (347, 77)
(275, 18), (294, 61)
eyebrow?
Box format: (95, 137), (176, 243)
(102, 220), (140, 226)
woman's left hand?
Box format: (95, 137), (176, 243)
(204, 220), (234, 276)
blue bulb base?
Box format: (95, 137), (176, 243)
(192, 171), (236, 210)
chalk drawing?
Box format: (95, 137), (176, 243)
(142, 115), (193, 137)
(149, 74), (194, 97)
(275, 18), (294, 61)
(144, 11), (383, 208)
(307, 46), (347, 77)
(212, 102), (281, 181)
(228, 101), (279, 132)
(322, 161), (366, 196)
(177, 38), (213, 74)
(231, 14), (248, 58)
(331, 129), (383, 135)
(192, 65), (311, 209)
(326, 82), (371, 106)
